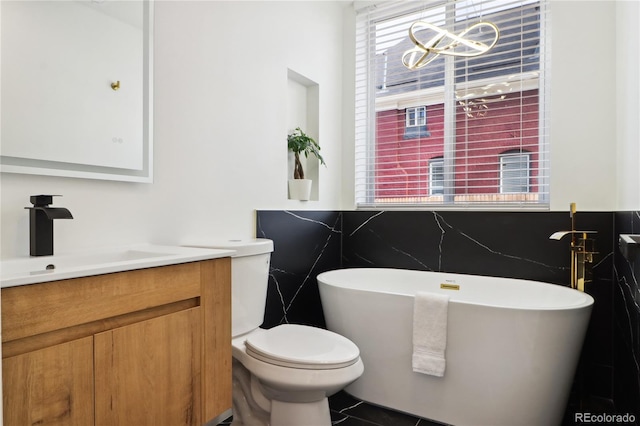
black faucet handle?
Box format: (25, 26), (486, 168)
(30, 195), (62, 207)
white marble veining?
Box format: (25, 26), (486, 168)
(615, 259), (640, 395)
(0, 244), (234, 288)
(349, 211), (572, 274)
(278, 213), (341, 324)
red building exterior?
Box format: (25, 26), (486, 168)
(375, 89), (540, 202)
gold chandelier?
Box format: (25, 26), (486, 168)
(402, 21), (500, 70)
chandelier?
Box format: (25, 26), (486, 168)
(402, 21), (500, 70)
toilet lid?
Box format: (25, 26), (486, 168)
(244, 324), (360, 370)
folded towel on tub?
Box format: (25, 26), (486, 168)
(412, 291), (449, 377)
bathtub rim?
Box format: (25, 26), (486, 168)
(317, 267), (595, 311)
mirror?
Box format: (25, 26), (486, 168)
(0, 0), (153, 182)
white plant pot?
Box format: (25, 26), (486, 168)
(288, 179), (312, 201)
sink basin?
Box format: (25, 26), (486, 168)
(0, 244), (235, 288)
(1, 250), (166, 276)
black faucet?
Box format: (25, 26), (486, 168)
(25, 195), (73, 256)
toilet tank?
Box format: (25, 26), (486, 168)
(190, 239), (273, 337)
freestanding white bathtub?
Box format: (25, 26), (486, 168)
(317, 268), (594, 426)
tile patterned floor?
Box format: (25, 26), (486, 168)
(218, 391), (446, 426)
(328, 391), (446, 426)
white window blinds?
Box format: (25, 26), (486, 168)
(354, 0), (550, 208)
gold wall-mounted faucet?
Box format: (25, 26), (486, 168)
(549, 203), (597, 292)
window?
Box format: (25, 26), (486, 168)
(429, 158), (444, 195)
(404, 106), (431, 139)
(355, 0), (549, 208)
(406, 106), (426, 127)
(500, 151), (531, 193)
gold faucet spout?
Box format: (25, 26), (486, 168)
(550, 203), (597, 291)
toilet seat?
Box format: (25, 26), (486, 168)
(244, 324), (360, 370)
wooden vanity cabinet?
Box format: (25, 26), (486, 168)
(4, 336), (95, 425)
(1, 258), (232, 426)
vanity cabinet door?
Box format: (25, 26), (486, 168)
(94, 307), (202, 426)
(2, 336), (94, 426)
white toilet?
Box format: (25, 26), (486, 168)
(202, 239), (364, 426)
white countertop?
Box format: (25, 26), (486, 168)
(0, 244), (235, 288)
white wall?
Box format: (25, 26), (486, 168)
(1, 1), (348, 258)
(340, 4), (357, 209)
(545, 1), (617, 210)
(548, 0), (640, 211)
(616, 0), (640, 210)
(1, 0), (639, 258)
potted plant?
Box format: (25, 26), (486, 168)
(287, 127), (325, 200)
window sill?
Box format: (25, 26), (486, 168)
(403, 126), (431, 139)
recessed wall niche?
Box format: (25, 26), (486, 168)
(286, 69), (319, 201)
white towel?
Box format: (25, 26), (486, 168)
(412, 292), (449, 377)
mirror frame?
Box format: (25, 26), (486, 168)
(0, 0), (154, 183)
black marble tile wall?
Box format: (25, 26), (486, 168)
(256, 210), (342, 329)
(613, 212), (640, 420)
(342, 211), (580, 282)
(255, 210), (640, 424)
